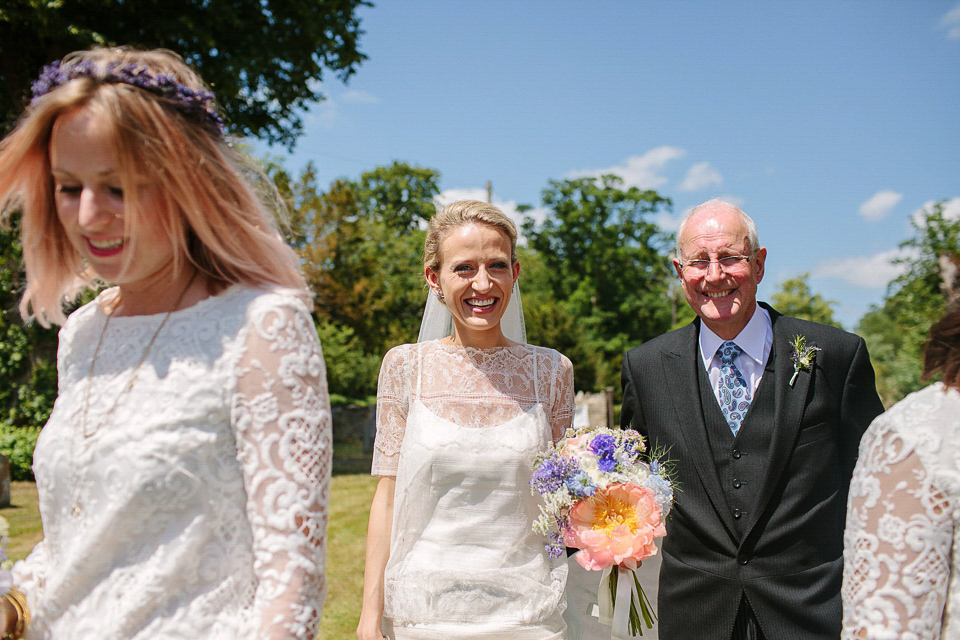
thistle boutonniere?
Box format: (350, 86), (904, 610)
(789, 335), (821, 387)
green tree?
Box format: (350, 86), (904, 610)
(770, 272), (841, 328)
(522, 175), (674, 391)
(352, 161), (442, 232)
(274, 161), (439, 401)
(0, 0), (369, 147)
(857, 200), (959, 406)
(0, 220), (59, 426)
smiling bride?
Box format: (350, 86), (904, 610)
(357, 200), (575, 639)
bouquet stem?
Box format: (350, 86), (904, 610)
(598, 565), (657, 638)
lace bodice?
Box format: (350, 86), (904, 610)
(374, 340), (573, 638)
(371, 341), (574, 475)
(842, 382), (960, 639)
(13, 285), (332, 640)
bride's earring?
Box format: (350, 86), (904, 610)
(434, 288), (445, 303)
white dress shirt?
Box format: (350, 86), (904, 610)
(699, 304), (773, 409)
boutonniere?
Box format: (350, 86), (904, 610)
(789, 334), (821, 387)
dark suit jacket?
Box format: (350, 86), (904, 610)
(621, 304), (883, 640)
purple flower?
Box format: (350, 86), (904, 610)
(531, 454), (575, 494)
(589, 434), (617, 472)
(31, 59), (224, 136)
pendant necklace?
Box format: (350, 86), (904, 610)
(70, 272), (197, 517)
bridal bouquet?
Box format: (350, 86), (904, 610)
(531, 426), (674, 638)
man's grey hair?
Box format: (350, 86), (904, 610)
(675, 198), (760, 261)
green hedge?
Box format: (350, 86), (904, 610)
(0, 426), (41, 481)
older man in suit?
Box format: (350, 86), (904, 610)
(621, 199), (883, 639)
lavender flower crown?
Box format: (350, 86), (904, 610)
(31, 59), (224, 136)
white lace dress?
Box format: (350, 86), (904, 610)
(842, 382), (960, 639)
(372, 341), (574, 639)
(13, 285), (332, 640)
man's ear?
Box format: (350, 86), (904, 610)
(753, 247), (767, 283)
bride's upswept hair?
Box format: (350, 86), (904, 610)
(0, 46), (307, 326)
(423, 200), (518, 275)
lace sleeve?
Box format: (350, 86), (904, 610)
(231, 297), (332, 640)
(549, 351), (575, 443)
(371, 346), (412, 476)
(842, 419), (954, 639)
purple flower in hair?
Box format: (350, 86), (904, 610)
(31, 59), (224, 136)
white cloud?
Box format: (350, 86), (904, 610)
(304, 89), (380, 128)
(940, 3), (960, 39)
(858, 190), (903, 221)
(679, 162), (723, 192)
(813, 248), (911, 289)
(655, 211), (684, 234)
(341, 90), (379, 104)
(910, 196), (960, 228)
(565, 146), (686, 190)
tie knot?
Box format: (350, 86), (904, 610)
(719, 341), (742, 364)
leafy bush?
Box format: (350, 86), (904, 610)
(0, 426), (41, 481)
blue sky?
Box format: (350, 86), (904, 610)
(256, 0), (960, 330)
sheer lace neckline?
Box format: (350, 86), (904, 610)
(430, 340), (527, 354)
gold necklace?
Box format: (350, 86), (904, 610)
(71, 272), (197, 515)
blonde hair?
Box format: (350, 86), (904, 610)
(423, 200), (518, 274)
(0, 47), (307, 326)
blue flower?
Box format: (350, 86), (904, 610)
(565, 470), (598, 498)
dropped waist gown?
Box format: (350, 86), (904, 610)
(372, 341), (574, 639)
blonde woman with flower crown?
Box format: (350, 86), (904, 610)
(357, 200), (575, 640)
(0, 47), (331, 639)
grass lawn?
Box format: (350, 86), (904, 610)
(1, 475), (379, 639)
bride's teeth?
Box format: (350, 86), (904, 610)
(469, 298), (495, 307)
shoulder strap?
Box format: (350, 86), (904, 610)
(533, 346), (540, 404)
(415, 342), (423, 398)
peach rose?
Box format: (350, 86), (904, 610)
(563, 483), (666, 571)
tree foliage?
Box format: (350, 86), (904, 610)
(0, 221), (59, 427)
(522, 175), (674, 391)
(770, 272), (841, 328)
(857, 201), (959, 406)
(275, 161), (438, 402)
(0, 0), (369, 147)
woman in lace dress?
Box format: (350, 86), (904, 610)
(0, 48), (331, 639)
(357, 200), (574, 639)
(842, 306), (960, 639)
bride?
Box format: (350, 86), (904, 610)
(357, 200), (575, 639)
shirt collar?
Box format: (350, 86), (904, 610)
(699, 303), (772, 368)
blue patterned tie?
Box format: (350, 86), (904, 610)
(718, 341), (752, 435)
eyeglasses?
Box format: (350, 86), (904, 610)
(678, 252), (756, 275)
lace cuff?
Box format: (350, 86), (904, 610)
(11, 539), (49, 616)
(232, 296), (332, 639)
(842, 422), (954, 639)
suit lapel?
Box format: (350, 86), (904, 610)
(661, 321), (738, 538)
(742, 309), (812, 540)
